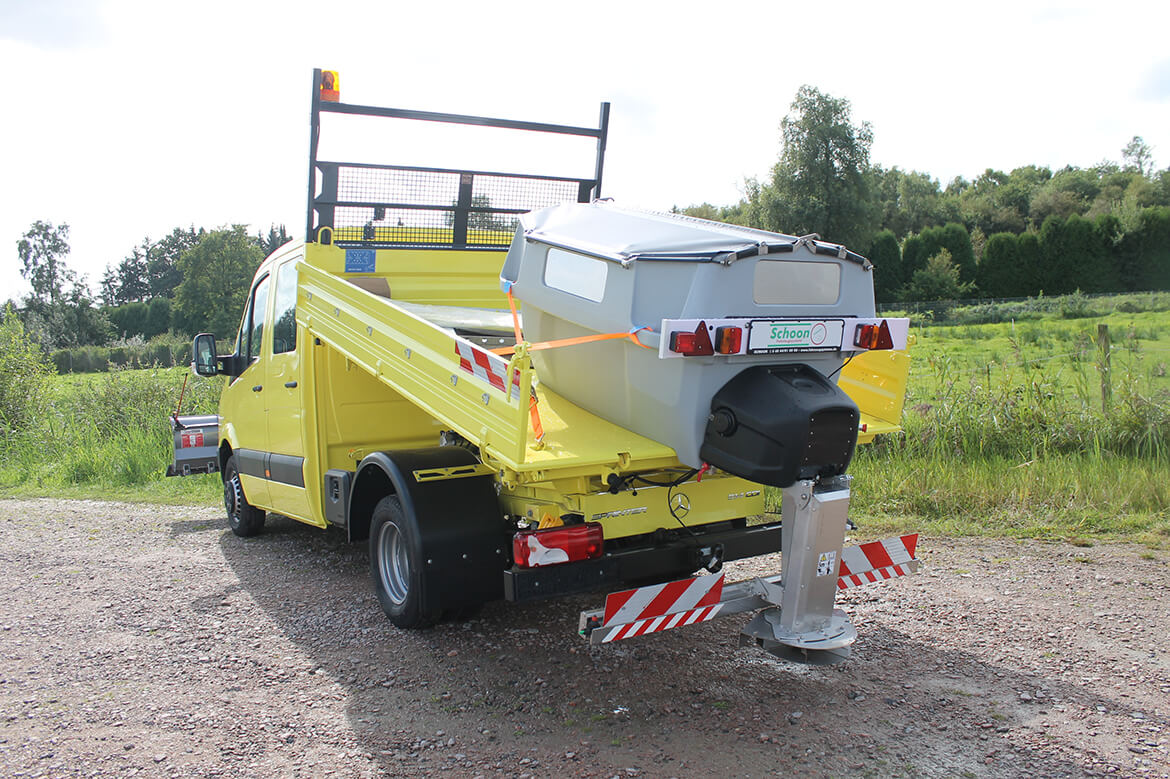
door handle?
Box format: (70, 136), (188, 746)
(252, 385), (263, 392)
(284, 381), (298, 388)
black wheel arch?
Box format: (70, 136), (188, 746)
(348, 447), (509, 608)
(218, 441), (234, 483)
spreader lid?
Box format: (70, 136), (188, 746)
(520, 202), (869, 267)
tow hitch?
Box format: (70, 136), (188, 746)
(579, 475), (919, 665)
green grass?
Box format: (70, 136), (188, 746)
(838, 299), (1170, 547)
(0, 365), (222, 503)
(848, 452), (1169, 547)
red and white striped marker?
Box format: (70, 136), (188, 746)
(597, 603), (724, 643)
(838, 563), (916, 590)
(837, 534), (919, 590)
(454, 341), (521, 400)
(595, 574), (724, 643)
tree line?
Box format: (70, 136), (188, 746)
(677, 85), (1170, 303)
(8, 223), (290, 351)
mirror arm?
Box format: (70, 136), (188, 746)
(218, 354), (244, 378)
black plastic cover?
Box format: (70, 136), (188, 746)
(324, 469), (352, 527)
(699, 365), (859, 487)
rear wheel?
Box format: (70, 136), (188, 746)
(369, 495), (439, 628)
(224, 455), (265, 537)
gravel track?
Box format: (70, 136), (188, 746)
(1, 497), (1168, 778)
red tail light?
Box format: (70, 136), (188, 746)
(853, 320), (894, 350)
(669, 321), (714, 356)
(513, 522), (604, 568)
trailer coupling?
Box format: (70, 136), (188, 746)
(578, 476), (919, 664)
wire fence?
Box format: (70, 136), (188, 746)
(913, 345), (1170, 378)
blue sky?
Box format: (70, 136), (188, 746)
(2, 0), (1168, 300)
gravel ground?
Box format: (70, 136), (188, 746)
(1, 497), (1168, 778)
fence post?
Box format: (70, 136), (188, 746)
(1097, 324), (1111, 412)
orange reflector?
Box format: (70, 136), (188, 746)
(853, 320), (894, 350)
(320, 70), (340, 102)
(714, 326), (742, 354)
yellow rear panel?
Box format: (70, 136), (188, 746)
(839, 335), (914, 444)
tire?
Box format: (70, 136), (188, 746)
(369, 495), (439, 629)
(224, 455), (266, 537)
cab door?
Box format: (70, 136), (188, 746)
(220, 272), (272, 508)
(264, 256), (313, 521)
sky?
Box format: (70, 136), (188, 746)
(2, 0), (1168, 301)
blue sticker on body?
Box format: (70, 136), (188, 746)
(344, 249), (376, 273)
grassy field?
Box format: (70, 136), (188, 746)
(850, 296), (1169, 547)
(0, 366), (223, 504)
(2, 292), (1167, 546)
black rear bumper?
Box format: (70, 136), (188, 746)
(502, 521), (781, 603)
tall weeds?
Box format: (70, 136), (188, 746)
(882, 333), (1168, 461)
(0, 367), (221, 490)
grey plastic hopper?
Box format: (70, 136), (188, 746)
(500, 203), (876, 468)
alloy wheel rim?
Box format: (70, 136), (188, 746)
(377, 522), (410, 607)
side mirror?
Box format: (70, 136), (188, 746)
(192, 333), (219, 377)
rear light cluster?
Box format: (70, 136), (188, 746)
(853, 320), (894, 350)
(513, 522), (604, 568)
(666, 317), (901, 357)
(669, 321), (742, 356)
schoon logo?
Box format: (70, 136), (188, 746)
(769, 322), (828, 345)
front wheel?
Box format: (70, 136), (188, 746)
(369, 495), (439, 628)
(223, 455), (265, 537)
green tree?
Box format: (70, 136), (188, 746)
(256, 224), (291, 257)
(0, 304), (52, 438)
(867, 230), (902, 303)
(116, 242), (151, 303)
(978, 232), (1021, 298)
(1122, 136), (1154, 177)
(99, 265), (120, 307)
(1116, 206), (1170, 290)
(102, 226), (204, 306)
(900, 248), (974, 303)
(145, 297), (172, 339)
(1030, 166), (1101, 228)
(672, 203), (724, 221)
(17, 221), (73, 305)
(108, 302), (149, 338)
(956, 169), (1030, 235)
(443, 196), (510, 232)
(1017, 232), (1043, 296)
(872, 167), (950, 239)
(745, 85), (877, 248)
(939, 222), (976, 286)
(1038, 215), (1070, 294)
(1061, 214), (1112, 293)
(149, 226), (203, 299)
(901, 233), (927, 283)
(173, 226), (264, 339)
(1030, 187), (1087, 226)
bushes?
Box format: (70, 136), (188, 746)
(52, 333), (193, 374)
(0, 305), (52, 438)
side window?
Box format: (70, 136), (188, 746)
(247, 275), (270, 362)
(272, 260), (298, 355)
(544, 248), (607, 303)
